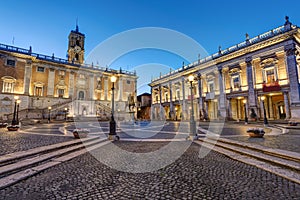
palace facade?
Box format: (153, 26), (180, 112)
(150, 17), (300, 122)
(0, 25), (137, 120)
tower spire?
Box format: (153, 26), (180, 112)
(76, 18), (79, 32)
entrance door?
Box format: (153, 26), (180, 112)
(277, 103), (286, 119)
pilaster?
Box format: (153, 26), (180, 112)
(285, 43), (300, 118)
(218, 65), (226, 118)
(89, 74), (94, 100)
(47, 68), (55, 97)
(68, 71), (75, 98)
(23, 60), (32, 95)
(181, 77), (186, 120)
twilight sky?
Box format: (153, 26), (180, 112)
(1, 0), (300, 94)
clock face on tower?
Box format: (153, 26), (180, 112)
(74, 45), (81, 53)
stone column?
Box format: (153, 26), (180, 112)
(284, 92), (291, 119)
(47, 68), (55, 96)
(159, 85), (162, 104)
(181, 77), (186, 120)
(197, 73), (204, 119)
(218, 66), (226, 118)
(268, 96), (274, 119)
(227, 98), (232, 119)
(23, 60), (32, 95)
(246, 57), (258, 117)
(237, 99), (241, 121)
(169, 81), (174, 120)
(285, 43), (300, 118)
(68, 71), (75, 98)
(260, 96), (264, 119)
(158, 85), (163, 120)
(204, 101), (208, 120)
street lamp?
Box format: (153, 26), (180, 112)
(64, 107), (68, 121)
(188, 74), (196, 140)
(261, 96), (268, 126)
(16, 99), (21, 125)
(242, 99), (248, 124)
(48, 106), (52, 123)
(109, 75), (118, 140)
(11, 96), (19, 125)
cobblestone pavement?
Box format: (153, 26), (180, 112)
(1, 142), (299, 199)
(0, 124), (74, 156)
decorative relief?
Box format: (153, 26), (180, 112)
(285, 43), (296, 56)
(260, 57), (278, 68)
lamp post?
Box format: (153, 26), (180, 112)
(261, 96), (268, 126)
(64, 107), (68, 121)
(48, 106), (52, 123)
(11, 96), (19, 125)
(109, 75), (117, 140)
(16, 99), (21, 125)
(188, 75), (196, 140)
(242, 99), (248, 124)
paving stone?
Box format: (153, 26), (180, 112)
(0, 141), (299, 199)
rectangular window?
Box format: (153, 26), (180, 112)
(155, 95), (159, 102)
(37, 67), (45, 72)
(176, 89), (180, 100)
(232, 75), (240, 89)
(165, 92), (168, 102)
(6, 59), (16, 67)
(59, 70), (66, 76)
(79, 74), (85, 79)
(265, 69), (275, 83)
(2, 82), (14, 93)
(35, 86), (43, 96)
(127, 80), (131, 84)
(208, 81), (214, 93)
(58, 89), (64, 98)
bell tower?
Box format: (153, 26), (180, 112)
(68, 23), (85, 64)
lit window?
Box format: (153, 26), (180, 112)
(232, 75), (240, 89)
(79, 74), (85, 79)
(176, 89), (180, 100)
(34, 85), (43, 96)
(208, 81), (214, 93)
(1, 76), (15, 93)
(265, 68), (275, 83)
(58, 89), (65, 98)
(59, 70), (66, 76)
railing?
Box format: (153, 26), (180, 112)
(262, 81), (281, 92)
(152, 24), (297, 82)
(0, 43), (136, 76)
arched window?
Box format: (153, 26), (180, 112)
(78, 91), (85, 100)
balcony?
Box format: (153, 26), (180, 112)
(262, 81), (281, 92)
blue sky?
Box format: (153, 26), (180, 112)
(1, 0), (300, 94)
